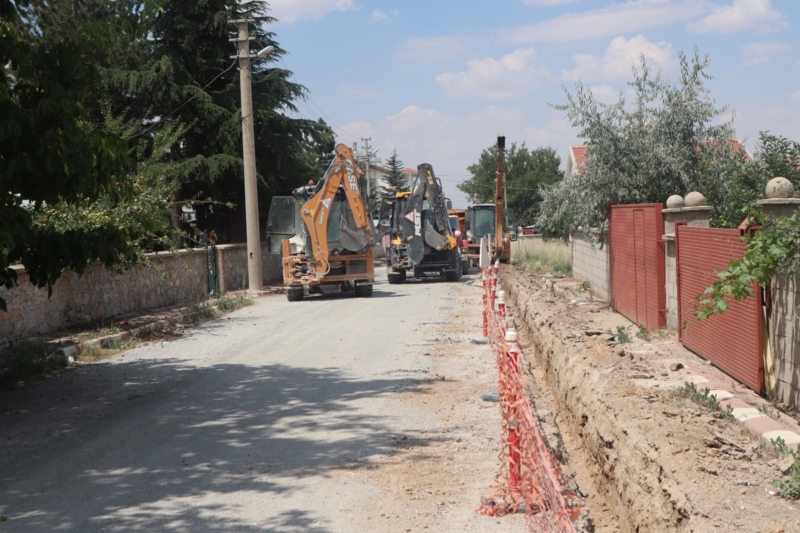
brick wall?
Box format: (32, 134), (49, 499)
(571, 230), (610, 302)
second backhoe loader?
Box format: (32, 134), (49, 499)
(378, 163), (463, 284)
(266, 144), (376, 301)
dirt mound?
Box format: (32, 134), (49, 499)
(501, 266), (797, 533)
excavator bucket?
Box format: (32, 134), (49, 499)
(424, 217), (450, 250)
(339, 206), (371, 252)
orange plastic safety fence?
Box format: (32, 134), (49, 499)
(477, 266), (581, 532)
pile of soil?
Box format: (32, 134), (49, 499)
(501, 265), (798, 533)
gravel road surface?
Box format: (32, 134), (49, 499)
(0, 270), (526, 532)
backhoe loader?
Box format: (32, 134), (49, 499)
(266, 144), (376, 301)
(378, 163), (462, 284)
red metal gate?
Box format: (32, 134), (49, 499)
(609, 204), (666, 330)
(676, 225), (764, 393)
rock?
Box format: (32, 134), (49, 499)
(631, 374), (655, 379)
(777, 457), (795, 475)
(617, 348), (626, 357)
(471, 338), (488, 345)
(482, 391), (500, 402)
(598, 334), (613, 341)
(669, 362), (684, 371)
(706, 448), (718, 457)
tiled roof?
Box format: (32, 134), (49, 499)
(402, 167), (417, 174)
(571, 145), (588, 169)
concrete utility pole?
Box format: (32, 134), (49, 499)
(361, 137), (372, 200)
(229, 18), (273, 292)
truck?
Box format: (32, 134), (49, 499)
(266, 143), (376, 301)
(379, 163), (463, 284)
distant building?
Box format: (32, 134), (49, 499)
(565, 145), (588, 178)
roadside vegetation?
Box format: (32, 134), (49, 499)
(511, 239), (571, 276)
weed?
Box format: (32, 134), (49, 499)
(673, 381), (735, 419)
(511, 240), (572, 276)
(636, 325), (652, 341)
(184, 302), (216, 324)
(616, 325), (631, 344)
(216, 294), (252, 312)
(771, 442), (800, 500)
(0, 341), (63, 387)
(580, 280), (590, 291)
(758, 404), (782, 421)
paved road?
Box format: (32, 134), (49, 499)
(0, 270), (524, 532)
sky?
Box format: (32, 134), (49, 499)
(264, 0), (800, 208)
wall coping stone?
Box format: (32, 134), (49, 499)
(662, 234), (675, 241)
(662, 206), (714, 214)
(756, 198), (800, 206)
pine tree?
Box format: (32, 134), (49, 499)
(98, 0), (334, 241)
(381, 149), (409, 196)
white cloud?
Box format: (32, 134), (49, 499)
(791, 90), (800, 104)
(563, 35), (676, 82)
(499, 1), (707, 44)
(268, 0), (356, 24)
(587, 84), (621, 104)
(397, 34), (477, 63)
(435, 48), (549, 101)
(521, 0), (577, 5)
(337, 120), (373, 141)
(340, 84), (379, 101)
(687, 0), (787, 34)
(740, 41), (791, 66)
(370, 8), (398, 23)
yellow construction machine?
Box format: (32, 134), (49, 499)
(266, 144), (376, 301)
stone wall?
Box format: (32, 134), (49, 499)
(570, 230), (610, 302)
(0, 242), (284, 346)
(770, 274), (800, 407)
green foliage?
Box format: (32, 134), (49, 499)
(380, 149), (409, 196)
(616, 326), (631, 344)
(216, 294), (252, 312)
(459, 143), (562, 225)
(1, 0), (146, 309)
(674, 381), (735, 418)
(758, 404), (782, 421)
(184, 302), (216, 324)
(0, 341), (63, 388)
(511, 240), (571, 275)
(635, 325), (651, 341)
(770, 438), (800, 500)
(537, 49), (735, 240)
(696, 212), (800, 319)
(703, 132), (800, 228)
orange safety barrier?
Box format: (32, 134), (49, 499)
(478, 263), (581, 532)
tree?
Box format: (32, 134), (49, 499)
(458, 143), (563, 225)
(536, 49), (737, 240)
(695, 133), (800, 318)
(1, 0), (146, 310)
(380, 149), (409, 196)
(93, 0), (335, 241)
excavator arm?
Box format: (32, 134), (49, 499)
(299, 144), (374, 277)
(401, 163), (457, 265)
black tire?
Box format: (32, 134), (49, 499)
(461, 259), (470, 274)
(355, 283), (373, 297)
(387, 270), (406, 284)
(286, 287), (304, 302)
(445, 260), (462, 282)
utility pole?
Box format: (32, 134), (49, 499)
(361, 137), (372, 200)
(496, 134), (506, 258)
(229, 18), (273, 292)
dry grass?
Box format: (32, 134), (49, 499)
(511, 239), (572, 275)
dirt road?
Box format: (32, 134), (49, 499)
(0, 270), (528, 532)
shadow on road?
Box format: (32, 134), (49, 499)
(0, 356), (439, 532)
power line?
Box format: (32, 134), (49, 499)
(131, 59), (238, 139)
(278, 57), (359, 141)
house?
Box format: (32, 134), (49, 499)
(565, 139), (750, 179)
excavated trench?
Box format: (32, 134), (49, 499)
(499, 265), (772, 533)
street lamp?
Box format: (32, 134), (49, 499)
(229, 20), (273, 292)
